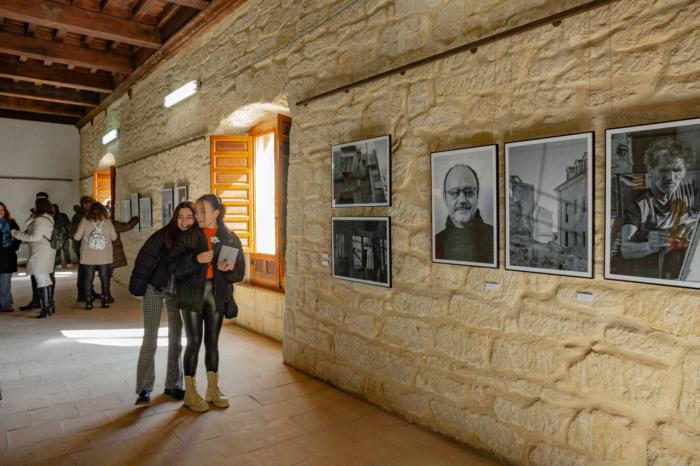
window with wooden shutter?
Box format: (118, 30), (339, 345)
(210, 135), (254, 251)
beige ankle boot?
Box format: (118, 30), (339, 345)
(183, 376), (209, 412)
(205, 371), (229, 408)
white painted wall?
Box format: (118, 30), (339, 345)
(0, 118), (80, 262)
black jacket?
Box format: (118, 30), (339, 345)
(168, 225), (245, 315)
(129, 227), (172, 296)
(0, 219), (21, 274)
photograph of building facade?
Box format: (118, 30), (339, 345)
(332, 135), (390, 207)
(505, 133), (593, 276)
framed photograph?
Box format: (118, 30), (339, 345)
(605, 117), (700, 289)
(130, 193), (140, 232)
(332, 217), (391, 287)
(505, 132), (594, 277)
(332, 135), (391, 207)
(139, 197), (152, 229)
(431, 145), (498, 268)
(120, 199), (131, 223)
(161, 188), (174, 226)
(174, 185), (188, 206)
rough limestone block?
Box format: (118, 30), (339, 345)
(568, 352), (666, 402)
(382, 316), (435, 349)
(491, 338), (562, 379)
(529, 443), (592, 466)
(344, 312), (380, 338)
(493, 397), (574, 439)
(335, 333), (417, 383)
(435, 325), (488, 367)
(566, 410), (638, 463)
(416, 368), (493, 407)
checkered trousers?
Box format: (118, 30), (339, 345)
(135, 284), (184, 393)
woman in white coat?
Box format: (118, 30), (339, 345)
(11, 198), (56, 318)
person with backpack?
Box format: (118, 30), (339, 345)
(52, 204), (72, 268)
(168, 195), (245, 412)
(10, 198), (57, 319)
(73, 202), (117, 310)
(70, 196), (95, 302)
(0, 202), (21, 312)
(129, 202), (194, 405)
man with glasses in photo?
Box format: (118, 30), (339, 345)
(435, 164), (494, 263)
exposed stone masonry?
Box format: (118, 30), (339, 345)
(80, 1), (700, 464)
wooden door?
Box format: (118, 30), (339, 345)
(93, 169), (111, 205)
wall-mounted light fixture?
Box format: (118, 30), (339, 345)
(164, 80), (199, 108)
(102, 129), (118, 145)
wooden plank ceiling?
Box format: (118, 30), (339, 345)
(0, 0), (212, 125)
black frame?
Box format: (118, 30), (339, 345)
(331, 134), (392, 208)
(430, 144), (499, 268)
(331, 216), (391, 288)
(504, 131), (595, 278)
(604, 116), (700, 289)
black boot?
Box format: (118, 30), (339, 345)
(101, 295), (110, 309)
(20, 277), (40, 311)
(36, 287), (51, 319)
(85, 298), (93, 310)
(48, 285), (55, 315)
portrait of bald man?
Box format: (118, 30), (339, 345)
(432, 146), (498, 267)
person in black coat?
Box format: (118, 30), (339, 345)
(0, 202), (21, 312)
(168, 194), (245, 412)
(129, 201), (195, 405)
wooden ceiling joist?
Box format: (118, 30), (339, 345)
(0, 79), (98, 107)
(0, 0), (161, 49)
(0, 31), (132, 74)
(0, 55), (114, 93)
(132, 0), (159, 22)
(166, 0), (209, 9)
(0, 95), (85, 117)
(0, 108), (78, 125)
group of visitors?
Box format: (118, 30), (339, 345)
(0, 191), (246, 413)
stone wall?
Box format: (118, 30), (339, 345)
(78, 0), (700, 464)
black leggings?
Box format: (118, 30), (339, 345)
(181, 281), (224, 376)
(82, 264), (110, 300)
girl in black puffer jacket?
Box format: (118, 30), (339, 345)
(129, 201), (195, 405)
(168, 194), (245, 412)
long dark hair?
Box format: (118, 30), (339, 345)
(85, 202), (108, 221)
(197, 194), (228, 231)
(164, 201), (195, 249)
(34, 198), (54, 217)
(0, 202), (13, 222)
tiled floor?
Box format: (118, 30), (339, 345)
(0, 272), (500, 466)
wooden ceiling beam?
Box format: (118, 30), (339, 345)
(0, 0), (161, 49)
(165, 0), (209, 10)
(0, 55), (114, 93)
(0, 79), (98, 107)
(0, 108), (78, 125)
(80, 0), (247, 127)
(132, 0), (158, 22)
(0, 31), (132, 74)
(0, 95), (85, 117)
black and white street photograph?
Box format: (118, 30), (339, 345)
(606, 118), (700, 288)
(431, 145), (498, 267)
(332, 217), (391, 287)
(505, 133), (593, 277)
(332, 135), (391, 207)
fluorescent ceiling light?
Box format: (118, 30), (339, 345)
(102, 129), (118, 145)
(164, 80), (198, 108)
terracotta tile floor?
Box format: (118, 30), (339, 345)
(0, 272), (500, 466)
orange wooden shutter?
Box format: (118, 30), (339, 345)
(93, 170), (111, 205)
(277, 114), (291, 291)
(210, 135), (254, 252)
